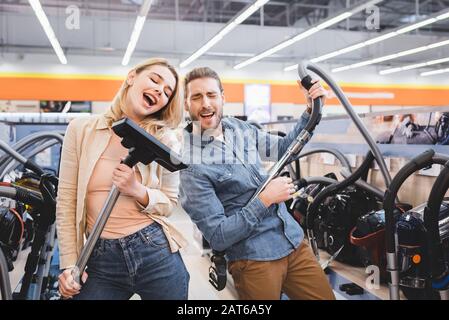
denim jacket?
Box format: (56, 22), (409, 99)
(179, 112), (311, 262)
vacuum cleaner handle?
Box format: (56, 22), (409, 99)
(0, 140), (44, 177)
(72, 154), (138, 284)
(0, 185), (43, 207)
(298, 148), (352, 173)
(298, 61), (322, 133)
(249, 61), (323, 203)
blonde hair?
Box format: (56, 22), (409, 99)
(105, 58), (182, 139)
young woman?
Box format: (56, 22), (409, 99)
(56, 58), (189, 300)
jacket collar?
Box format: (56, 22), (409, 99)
(95, 114), (110, 130)
(184, 118), (233, 148)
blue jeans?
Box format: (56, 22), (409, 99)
(74, 223), (189, 300)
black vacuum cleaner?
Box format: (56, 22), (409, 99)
(305, 151), (382, 263)
(423, 159), (449, 300)
(0, 179), (55, 300)
(0, 138), (59, 300)
(383, 149), (449, 299)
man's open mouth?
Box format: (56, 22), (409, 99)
(200, 111), (215, 119)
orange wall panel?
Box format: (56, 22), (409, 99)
(0, 77), (122, 101)
(271, 84), (308, 104)
(1, 75), (449, 107)
(271, 84), (449, 106)
(222, 82), (244, 103)
(332, 86), (449, 106)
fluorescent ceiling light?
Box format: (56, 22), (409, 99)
(235, 0), (383, 70)
(28, 0), (67, 64)
(395, 46), (428, 57)
(284, 8), (449, 72)
(421, 67), (449, 76)
(380, 56), (449, 75)
(402, 63), (427, 70)
(428, 39), (449, 48)
(316, 12), (353, 30)
(332, 39), (449, 73)
(122, 0), (153, 66)
(396, 17), (437, 34)
(363, 32), (397, 45)
(180, 0), (270, 68)
(284, 64), (299, 72)
(437, 12), (449, 20)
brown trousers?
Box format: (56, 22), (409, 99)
(228, 242), (335, 300)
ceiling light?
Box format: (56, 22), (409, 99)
(28, 0), (67, 64)
(379, 56), (449, 75)
(236, 0), (383, 70)
(180, 0), (270, 68)
(122, 0), (153, 66)
(421, 67), (449, 76)
(332, 39), (449, 73)
(284, 8), (449, 71)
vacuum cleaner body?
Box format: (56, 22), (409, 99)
(397, 202), (449, 299)
(351, 202), (449, 299)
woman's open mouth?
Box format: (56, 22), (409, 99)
(143, 93), (156, 107)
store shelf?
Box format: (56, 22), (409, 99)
(305, 142), (449, 159)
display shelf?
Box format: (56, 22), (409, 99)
(305, 142), (449, 159)
(0, 112), (90, 124)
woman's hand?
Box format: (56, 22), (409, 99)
(58, 268), (88, 299)
(112, 163), (149, 206)
(297, 79), (328, 112)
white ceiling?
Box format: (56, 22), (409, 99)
(1, 0), (449, 76)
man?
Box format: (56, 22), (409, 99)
(179, 67), (334, 300)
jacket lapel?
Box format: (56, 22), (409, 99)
(76, 119), (111, 224)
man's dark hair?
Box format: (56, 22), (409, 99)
(184, 67), (224, 95)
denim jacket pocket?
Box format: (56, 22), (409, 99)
(217, 171), (233, 183)
(215, 166), (249, 195)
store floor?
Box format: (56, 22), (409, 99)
(129, 204), (239, 300)
(164, 205), (239, 300)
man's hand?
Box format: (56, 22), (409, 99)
(58, 268), (88, 299)
(258, 176), (297, 208)
(297, 79), (328, 111)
